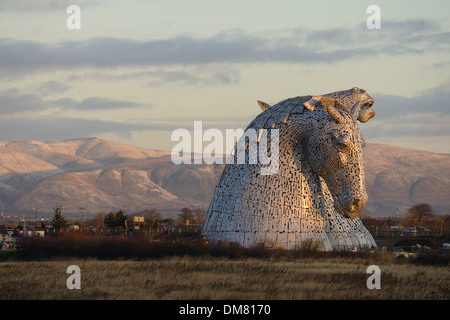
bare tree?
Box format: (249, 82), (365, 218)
(141, 209), (161, 227)
(432, 215), (446, 235)
(403, 203), (434, 227)
(178, 207), (194, 225)
(193, 209), (207, 224)
(86, 212), (105, 228)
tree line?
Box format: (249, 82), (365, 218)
(12, 202), (450, 235)
(48, 206), (207, 229)
(362, 202), (450, 233)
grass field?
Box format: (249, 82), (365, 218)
(0, 254), (448, 300)
(0, 234), (448, 300)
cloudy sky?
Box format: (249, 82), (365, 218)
(0, 0), (449, 153)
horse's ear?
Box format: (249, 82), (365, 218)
(257, 100), (272, 111)
(303, 96), (321, 111)
(320, 96), (336, 108)
(326, 103), (345, 124)
(304, 96), (345, 124)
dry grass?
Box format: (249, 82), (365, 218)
(0, 256), (448, 300)
(2, 234), (448, 300)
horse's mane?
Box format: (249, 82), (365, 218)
(252, 95), (354, 132)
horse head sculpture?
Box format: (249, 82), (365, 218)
(302, 96), (368, 219)
(203, 87), (377, 250)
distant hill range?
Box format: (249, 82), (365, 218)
(0, 137), (448, 219)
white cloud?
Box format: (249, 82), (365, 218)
(0, 88), (148, 114)
(0, 115), (170, 141)
(0, 0), (99, 11)
(35, 81), (72, 96)
(360, 83), (450, 146)
(0, 18), (447, 74)
(52, 96), (146, 111)
(0, 88), (47, 114)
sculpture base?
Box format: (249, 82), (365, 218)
(203, 220), (377, 251)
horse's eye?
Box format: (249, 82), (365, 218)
(337, 135), (350, 151)
(338, 141), (349, 150)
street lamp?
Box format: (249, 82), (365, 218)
(33, 207), (38, 221)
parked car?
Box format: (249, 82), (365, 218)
(403, 227), (417, 234)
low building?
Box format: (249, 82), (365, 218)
(23, 226), (45, 237)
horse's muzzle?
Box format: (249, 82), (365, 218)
(345, 197), (367, 219)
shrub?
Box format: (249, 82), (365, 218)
(13, 234), (406, 265)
